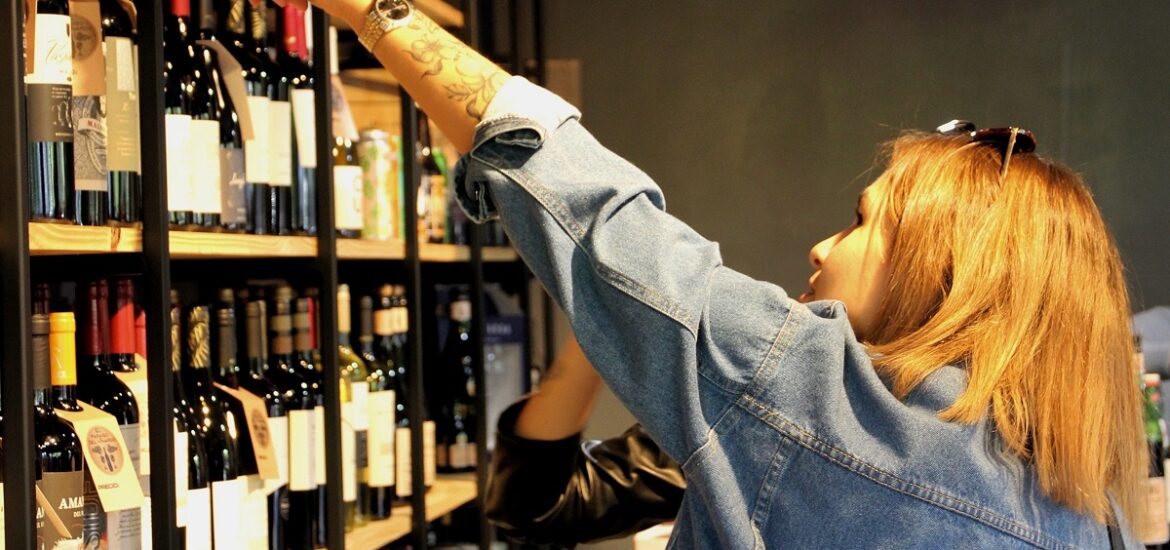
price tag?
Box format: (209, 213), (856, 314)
(215, 383), (280, 480)
(113, 368), (150, 477)
(56, 401), (145, 511)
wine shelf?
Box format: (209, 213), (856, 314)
(345, 474), (478, 550)
(29, 224), (518, 262)
(416, 0), (465, 28)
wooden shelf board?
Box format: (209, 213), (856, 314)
(421, 243), (519, 263)
(169, 231), (317, 259)
(345, 474), (477, 550)
(337, 238), (407, 260)
(29, 222), (142, 255)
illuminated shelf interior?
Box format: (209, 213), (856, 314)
(345, 474), (477, 550)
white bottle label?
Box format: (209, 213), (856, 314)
(266, 415), (290, 495)
(165, 114), (193, 212)
(341, 403), (357, 503)
(244, 96), (271, 183)
(212, 477), (246, 550)
(351, 384), (370, 431)
(333, 165), (364, 231)
(140, 496), (152, 550)
(395, 426), (412, 498)
(392, 307), (409, 335)
(189, 119), (224, 216)
(174, 424), (189, 528)
(288, 409), (315, 491)
(105, 36), (141, 174)
(268, 100), (293, 187)
(449, 433), (470, 470)
(367, 390), (396, 488)
(186, 487), (212, 550)
(245, 474), (270, 550)
(32, 14), (73, 84)
(291, 89), (317, 168)
(423, 420), (437, 486)
(314, 405), (326, 487)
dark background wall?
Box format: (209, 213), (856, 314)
(542, 1), (1170, 310)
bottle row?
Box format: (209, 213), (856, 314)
(23, 0), (506, 245)
(20, 277), (480, 549)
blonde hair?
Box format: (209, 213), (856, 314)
(864, 132), (1143, 525)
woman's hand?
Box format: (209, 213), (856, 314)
(514, 334), (605, 441)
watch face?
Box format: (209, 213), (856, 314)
(375, 0), (411, 20)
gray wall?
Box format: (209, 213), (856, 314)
(544, 1), (1170, 309)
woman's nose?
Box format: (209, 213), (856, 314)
(809, 232), (842, 269)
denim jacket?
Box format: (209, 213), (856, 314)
(455, 78), (1134, 549)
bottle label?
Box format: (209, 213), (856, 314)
(70, 2), (108, 192)
(189, 119), (224, 215)
(265, 415), (290, 495)
(374, 309), (394, 337)
(244, 475), (270, 550)
(104, 37), (141, 173)
(450, 301), (472, 323)
(56, 404), (145, 511)
(165, 114), (194, 212)
(30, 14), (73, 84)
(351, 384), (370, 470)
(211, 477), (246, 549)
(288, 409), (316, 491)
(423, 420), (437, 486)
(71, 95), (110, 191)
(392, 307), (409, 335)
(186, 487), (212, 550)
(26, 82), (74, 142)
(216, 383), (281, 480)
(367, 390), (396, 488)
(314, 405), (326, 486)
(333, 165), (364, 231)
(449, 433), (471, 470)
(1141, 475), (1170, 544)
(220, 148), (248, 224)
(140, 496), (152, 550)
(113, 369), (150, 478)
(174, 425), (190, 527)
(268, 100), (293, 187)
(107, 422), (144, 549)
(39, 472), (86, 549)
(394, 427), (411, 498)
(341, 403), (357, 502)
(244, 96), (271, 183)
(291, 89), (317, 168)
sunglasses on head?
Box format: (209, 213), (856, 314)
(935, 120), (1037, 179)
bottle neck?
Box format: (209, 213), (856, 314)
(248, 1), (267, 51)
(223, 0), (248, 37)
(110, 282), (137, 368)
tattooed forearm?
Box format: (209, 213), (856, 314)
(398, 15), (507, 120)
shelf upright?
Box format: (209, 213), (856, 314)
(137, 1), (181, 547)
(0, 0), (36, 547)
(400, 89), (429, 550)
(311, 8), (346, 549)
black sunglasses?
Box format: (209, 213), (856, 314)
(935, 120), (1037, 179)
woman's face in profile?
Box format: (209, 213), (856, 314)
(802, 176), (894, 340)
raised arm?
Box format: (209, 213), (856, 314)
(287, 0), (508, 152)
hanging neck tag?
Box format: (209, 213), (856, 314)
(55, 401), (146, 511)
(215, 383), (281, 480)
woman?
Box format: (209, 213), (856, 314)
(283, 1), (1143, 546)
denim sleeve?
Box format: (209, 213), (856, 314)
(454, 78), (789, 462)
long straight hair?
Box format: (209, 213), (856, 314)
(865, 133), (1143, 525)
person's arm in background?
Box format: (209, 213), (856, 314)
(276, 0), (506, 152)
(487, 334), (686, 546)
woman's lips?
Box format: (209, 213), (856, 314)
(798, 289), (814, 303)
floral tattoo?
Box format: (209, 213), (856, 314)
(399, 15), (508, 119)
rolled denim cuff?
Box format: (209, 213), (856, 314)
(454, 77), (582, 223)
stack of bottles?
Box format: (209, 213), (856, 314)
(1138, 337), (1170, 549)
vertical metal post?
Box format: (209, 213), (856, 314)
(138, 1), (179, 547)
(532, 0), (545, 85)
(0, 0), (36, 547)
(400, 89), (428, 550)
(311, 9), (345, 549)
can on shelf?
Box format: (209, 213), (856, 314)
(357, 129), (401, 241)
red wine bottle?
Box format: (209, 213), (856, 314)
(196, 0), (248, 232)
(100, 0), (142, 226)
(251, 0), (291, 235)
(38, 313), (85, 548)
(170, 293), (212, 548)
(293, 295), (328, 547)
(436, 291), (476, 473)
(26, 0), (75, 223)
(220, 0), (273, 234)
(282, 4), (316, 236)
(361, 293), (395, 517)
(240, 298), (290, 550)
(71, 0), (111, 226)
(164, 0), (198, 227)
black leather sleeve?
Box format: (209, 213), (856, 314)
(485, 400), (686, 546)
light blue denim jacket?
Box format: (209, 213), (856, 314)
(455, 78), (1133, 549)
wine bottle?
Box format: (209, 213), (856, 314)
(250, 0), (292, 235)
(219, 0), (273, 234)
(361, 293), (395, 517)
(27, 0), (76, 223)
(186, 306), (249, 549)
(265, 296), (317, 549)
(185, 6), (224, 231)
(393, 286), (436, 492)
(70, 0), (110, 226)
(171, 292), (213, 550)
(418, 112), (447, 243)
(338, 285), (370, 528)
(196, 0), (248, 232)
(240, 298), (289, 550)
(283, 4), (316, 236)
(437, 291), (476, 473)
(39, 313), (85, 548)
(76, 280), (142, 548)
(109, 278), (151, 547)
(100, 0), (142, 225)
(328, 26), (362, 239)
(163, 0), (198, 227)
(1142, 374), (1170, 547)
(291, 293), (329, 547)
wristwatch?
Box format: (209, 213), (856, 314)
(358, 0), (415, 51)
